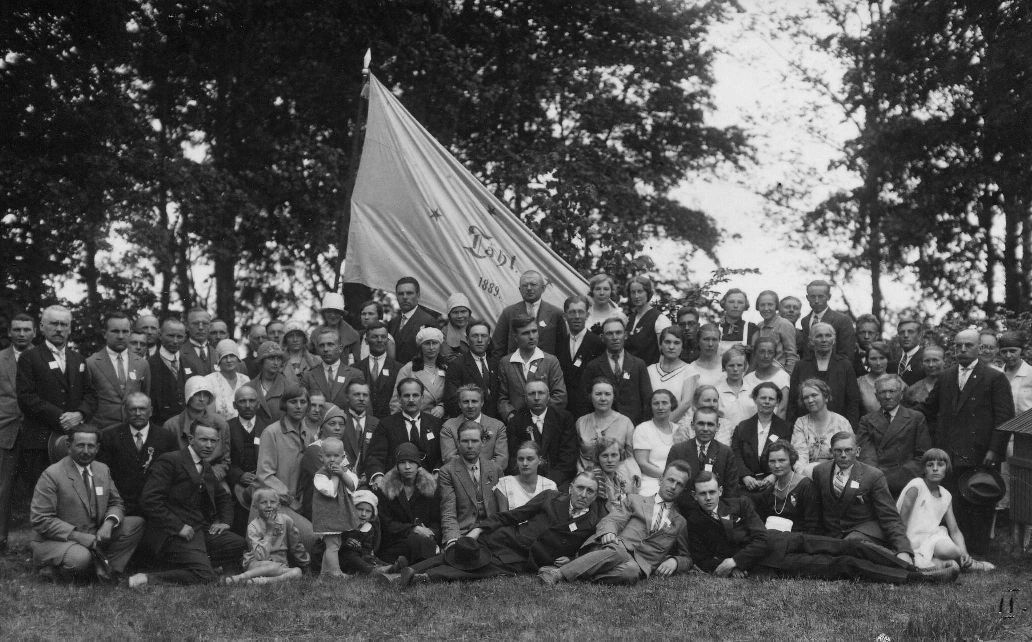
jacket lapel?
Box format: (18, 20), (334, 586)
(65, 460), (93, 515)
(955, 363), (983, 411)
(837, 465), (861, 510)
(454, 459), (478, 503)
(93, 352), (122, 390)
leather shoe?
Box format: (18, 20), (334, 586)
(910, 563), (959, 584)
(538, 565), (563, 586)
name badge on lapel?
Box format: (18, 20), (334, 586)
(129, 371), (137, 380)
(79, 363), (85, 373)
(253, 437), (262, 446)
(529, 364), (538, 374)
(768, 434), (779, 442)
(381, 368), (390, 377)
(849, 480), (860, 489)
(95, 486), (104, 496)
(573, 357), (582, 368)
(426, 432), (435, 441)
(568, 522), (578, 532)
(336, 375), (347, 383)
(704, 464), (714, 472)
(365, 432), (373, 440)
(622, 372), (630, 380)
(184, 367), (193, 375)
(48, 361), (59, 370)
(437, 369), (446, 377)
(539, 320), (547, 328)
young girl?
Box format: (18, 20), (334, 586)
(338, 490), (405, 574)
(896, 449), (995, 572)
(225, 488), (309, 585)
(311, 437), (360, 578)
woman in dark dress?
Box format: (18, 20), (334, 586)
(754, 440), (814, 533)
(376, 443), (441, 563)
(624, 275), (670, 366)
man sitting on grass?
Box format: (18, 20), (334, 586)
(685, 471), (958, 583)
(538, 460), (694, 586)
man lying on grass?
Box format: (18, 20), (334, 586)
(684, 471), (958, 583)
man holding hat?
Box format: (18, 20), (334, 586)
(312, 293), (360, 363)
(162, 376), (231, 482)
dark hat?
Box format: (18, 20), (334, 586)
(394, 442), (423, 464)
(999, 331), (1025, 350)
(957, 467), (1006, 506)
(443, 536), (493, 571)
(47, 432), (69, 464)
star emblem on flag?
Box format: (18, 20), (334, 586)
(428, 207), (443, 220)
(486, 204), (498, 216)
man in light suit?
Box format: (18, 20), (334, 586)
(0, 313), (35, 550)
(581, 318), (652, 424)
(806, 432), (914, 563)
(301, 328), (365, 410)
(505, 380), (579, 486)
(30, 426), (144, 581)
(179, 308), (216, 377)
(387, 277), (439, 366)
(17, 305), (97, 482)
(86, 312), (150, 429)
(497, 315), (567, 420)
(366, 378), (443, 489)
(798, 279), (856, 360)
(666, 407), (741, 503)
(357, 322), (399, 419)
(556, 296), (605, 419)
(441, 385), (507, 468)
(444, 321), (499, 419)
(856, 374), (931, 495)
(438, 421), (501, 547)
(919, 328), (1014, 554)
(148, 318), (188, 425)
(540, 460), (693, 585)
(491, 270), (565, 359)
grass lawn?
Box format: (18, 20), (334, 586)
(2, 523), (1032, 641)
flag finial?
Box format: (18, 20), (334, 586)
(363, 49), (372, 72)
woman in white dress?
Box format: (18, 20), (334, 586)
(647, 327), (692, 408)
(790, 378), (852, 477)
(896, 449), (994, 572)
(633, 390), (678, 496)
(585, 273), (626, 335)
(493, 441), (557, 511)
(205, 339), (249, 419)
(743, 336), (790, 418)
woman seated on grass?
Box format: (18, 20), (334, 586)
(493, 441), (558, 511)
(592, 437), (641, 513)
(896, 449), (995, 573)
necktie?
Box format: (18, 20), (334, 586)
(884, 409), (892, 423)
(199, 346), (208, 362)
(611, 357), (622, 378)
(134, 431), (144, 451)
(196, 461), (204, 475)
(399, 313), (409, 329)
(116, 353), (127, 389)
(406, 418), (417, 442)
(169, 354), (179, 377)
(959, 366), (973, 389)
(698, 443), (707, 461)
(56, 350), (66, 373)
(834, 469), (847, 498)
(478, 356), (488, 377)
(372, 356), (381, 380)
(471, 462), (480, 484)
(900, 354), (910, 373)
(326, 365), (334, 382)
(651, 501), (666, 532)
(82, 467), (96, 517)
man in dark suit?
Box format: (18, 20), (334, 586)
(806, 432), (914, 562)
(301, 328), (365, 410)
(400, 472), (603, 584)
(540, 461), (693, 585)
(366, 378), (443, 489)
(666, 407), (741, 504)
(491, 270), (565, 359)
(241, 322), (268, 378)
(130, 423), (245, 586)
(856, 374), (931, 495)
(86, 313), (150, 429)
(17, 305), (97, 485)
(29, 426), (145, 581)
(97, 392), (178, 517)
(438, 421), (501, 547)
(788, 322), (862, 427)
(357, 322), (399, 419)
(387, 277), (439, 366)
(675, 307), (701, 364)
(798, 280), (856, 359)
(506, 380), (578, 486)
(581, 318), (652, 424)
(894, 317), (926, 385)
(340, 380), (378, 483)
(148, 318), (188, 425)
(133, 314), (161, 357)
(226, 385), (267, 529)
(919, 328), (1014, 555)
(496, 315), (567, 421)
(445, 321), (499, 419)
(685, 472), (954, 583)
(179, 308), (217, 377)
(0, 313), (35, 551)
(557, 296), (605, 418)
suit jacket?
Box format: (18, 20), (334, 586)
(444, 352), (500, 419)
(0, 347), (23, 450)
(491, 300), (565, 360)
(29, 456), (125, 565)
(477, 489), (604, 569)
(666, 439), (742, 509)
(805, 460), (912, 554)
(357, 354), (400, 419)
(919, 361), (1013, 467)
(505, 407), (579, 485)
(440, 415), (507, 468)
(683, 497), (770, 573)
(799, 308), (856, 360)
(388, 305), (439, 366)
(17, 344), (96, 451)
(896, 348), (926, 386)
(227, 416), (270, 488)
(86, 348), (150, 429)
(162, 411), (232, 481)
(496, 351), (567, 418)
(97, 422), (179, 516)
(140, 448), (234, 553)
(787, 354), (862, 427)
(341, 412), (378, 478)
(439, 454), (501, 543)
(556, 331), (605, 418)
(179, 341), (216, 377)
(731, 414), (793, 477)
(856, 406), (931, 493)
(586, 494), (692, 577)
(365, 412), (443, 479)
(299, 363), (365, 410)
(147, 352), (187, 425)
(581, 352), (653, 424)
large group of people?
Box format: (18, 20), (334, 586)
(2, 272), (1023, 590)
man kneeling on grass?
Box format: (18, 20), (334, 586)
(538, 461), (694, 586)
(684, 471), (958, 583)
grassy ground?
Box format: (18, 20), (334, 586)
(2, 523), (1032, 641)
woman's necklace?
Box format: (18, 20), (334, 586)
(657, 360), (684, 377)
(773, 473), (797, 515)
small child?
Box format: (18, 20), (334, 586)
(338, 490), (404, 574)
(312, 437), (360, 578)
(224, 488), (310, 585)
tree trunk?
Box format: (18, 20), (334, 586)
(980, 192), (997, 318)
(1003, 194), (1021, 313)
(81, 222), (102, 330)
(213, 246), (236, 335)
(1022, 209), (1032, 313)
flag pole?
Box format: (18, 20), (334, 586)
(334, 48), (372, 291)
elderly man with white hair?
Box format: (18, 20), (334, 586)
(787, 321), (862, 428)
(162, 376), (231, 482)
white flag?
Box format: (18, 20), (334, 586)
(343, 74), (588, 320)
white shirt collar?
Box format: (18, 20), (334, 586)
(106, 346), (127, 359)
(131, 424), (149, 439)
(836, 464), (853, 477)
(75, 462), (92, 477)
(188, 446), (203, 467)
(160, 346), (179, 361)
(904, 345), (921, 358)
(45, 340), (65, 356)
(509, 347), (545, 365)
